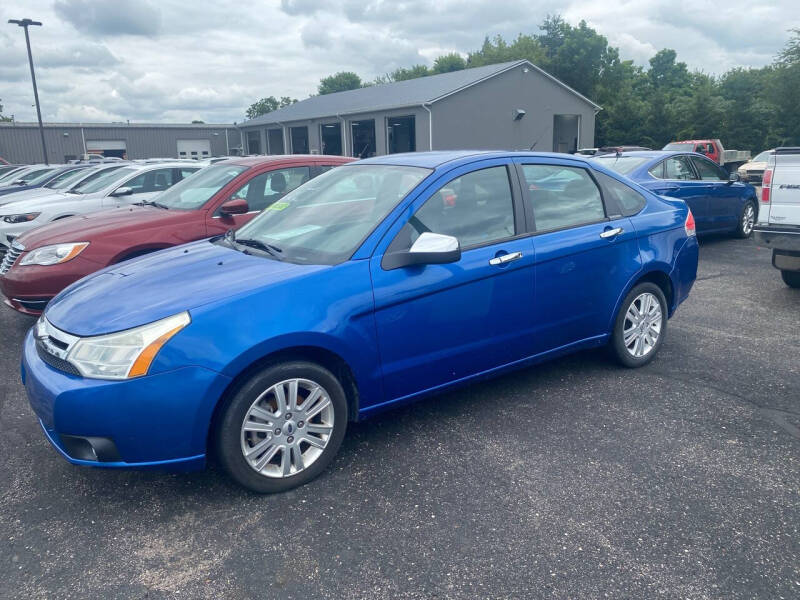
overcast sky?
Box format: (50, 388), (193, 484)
(1, 0), (797, 124)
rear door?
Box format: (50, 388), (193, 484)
(769, 150), (800, 225)
(518, 160), (642, 353)
(641, 155), (710, 230)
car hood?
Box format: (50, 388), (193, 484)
(16, 205), (192, 249)
(0, 191), (78, 214)
(0, 187), (54, 205)
(45, 239), (324, 336)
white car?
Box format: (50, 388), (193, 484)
(0, 162), (202, 249)
(0, 164), (128, 207)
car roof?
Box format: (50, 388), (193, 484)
(224, 154), (353, 167)
(593, 150), (691, 160)
(356, 150), (597, 169)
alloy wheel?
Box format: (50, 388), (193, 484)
(240, 378), (335, 478)
(623, 292), (663, 358)
(742, 204), (755, 236)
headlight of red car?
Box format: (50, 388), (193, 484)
(19, 242), (90, 266)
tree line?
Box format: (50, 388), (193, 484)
(247, 16), (800, 152)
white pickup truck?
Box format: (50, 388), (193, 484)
(752, 147), (800, 287)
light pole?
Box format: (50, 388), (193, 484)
(9, 18), (48, 165)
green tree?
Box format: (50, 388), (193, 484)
(245, 96), (296, 120)
(391, 64), (431, 81)
(768, 29), (800, 145)
(0, 99), (10, 122)
(467, 34), (547, 68)
(318, 72), (362, 95)
(432, 53), (466, 74)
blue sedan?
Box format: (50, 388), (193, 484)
(20, 151), (698, 493)
(592, 151), (759, 237)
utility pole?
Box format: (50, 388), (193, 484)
(9, 18), (48, 164)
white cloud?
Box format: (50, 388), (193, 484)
(0, 0), (797, 123)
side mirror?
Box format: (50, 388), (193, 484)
(383, 232), (461, 270)
(728, 172), (740, 184)
(111, 186), (133, 197)
(219, 198), (249, 216)
(13, 179), (26, 185)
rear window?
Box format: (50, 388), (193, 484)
(662, 143), (695, 151)
(591, 156), (649, 175)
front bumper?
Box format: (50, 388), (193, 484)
(21, 329), (232, 470)
(0, 254), (104, 315)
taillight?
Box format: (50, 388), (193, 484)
(685, 209), (696, 237)
(762, 168), (772, 204)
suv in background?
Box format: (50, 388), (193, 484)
(753, 147), (800, 287)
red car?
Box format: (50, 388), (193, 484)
(0, 155), (353, 314)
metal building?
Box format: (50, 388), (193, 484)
(0, 121), (241, 164)
(239, 60), (600, 158)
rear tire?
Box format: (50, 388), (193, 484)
(781, 270), (800, 288)
(215, 361), (348, 493)
(735, 201), (756, 238)
(610, 282), (668, 368)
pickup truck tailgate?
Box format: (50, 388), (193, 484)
(769, 149), (800, 224)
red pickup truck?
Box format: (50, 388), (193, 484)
(663, 139), (751, 172)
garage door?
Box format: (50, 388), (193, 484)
(86, 140), (127, 158)
(177, 139), (211, 160)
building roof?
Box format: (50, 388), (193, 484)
(0, 122), (235, 129)
(242, 60), (600, 128)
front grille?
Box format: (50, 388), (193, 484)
(0, 243), (23, 275)
(36, 338), (81, 376)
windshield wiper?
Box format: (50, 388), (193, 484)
(140, 199), (169, 209)
(236, 237), (282, 258)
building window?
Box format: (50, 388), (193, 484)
(320, 123), (342, 155)
(290, 126), (309, 154)
(267, 129), (284, 154)
(351, 119), (376, 158)
(247, 131), (261, 155)
(387, 116), (415, 154)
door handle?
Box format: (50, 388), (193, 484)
(489, 251), (523, 266)
(599, 227), (624, 239)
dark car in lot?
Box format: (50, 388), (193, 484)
(20, 150), (698, 493)
(0, 155), (353, 314)
(592, 151), (759, 237)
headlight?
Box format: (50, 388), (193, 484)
(67, 312), (191, 380)
(2, 213), (40, 224)
(19, 242), (89, 266)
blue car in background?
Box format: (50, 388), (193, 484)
(21, 151), (698, 493)
(592, 151), (759, 237)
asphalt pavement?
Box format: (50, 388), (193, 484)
(0, 236), (798, 599)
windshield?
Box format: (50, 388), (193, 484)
(662, 142), (694, 151)
(72, 166), (137, 194)
(0, 167), (34, 184)
(591, 156), (650, 175)
(44, 168), (87, 189)
(19, 167), (58, 185)
(157, 164), (247, 210)
(234, 164), (431, 265)
(752, 151), (771, 163)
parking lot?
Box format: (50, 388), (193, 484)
(0, 235), (796, 599)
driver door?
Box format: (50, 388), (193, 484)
(369, 161), (536, 403)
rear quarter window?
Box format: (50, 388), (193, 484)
(594, 171), (646, 217)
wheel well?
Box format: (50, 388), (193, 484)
(206, 346), (361, 455)
(53, 215), (75, 220)
(634, 271), (673, 310)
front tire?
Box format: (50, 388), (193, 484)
(215, 361), (348, 493)
(735, 201), (756, 238)
(781, 270), (800, 288)
(610, 283), (668, 368)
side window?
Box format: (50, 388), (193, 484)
(663, 156), (697, 180)
(690, 157), (726, 181)
(230, 166), (311, 212)
(391, 166), (515, 250)
(521, 164), (605, 231)
(648, 161), (665, 179)
(594, 171), (646, 217)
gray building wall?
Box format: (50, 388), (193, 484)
(0, 123), (240, 164)
(430, 63), (595, 152)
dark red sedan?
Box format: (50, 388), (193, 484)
(0, 155), (353, 314)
